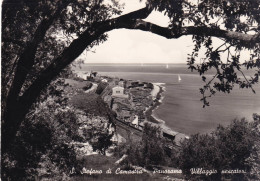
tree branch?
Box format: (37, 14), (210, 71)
(20, 5), (260, 120)
(115, 19), (260, 46)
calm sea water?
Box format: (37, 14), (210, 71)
(74, 64), (260, 135)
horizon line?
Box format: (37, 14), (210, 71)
(81, 63), (187, 64)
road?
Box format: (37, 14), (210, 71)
(115, 119), (143, 142)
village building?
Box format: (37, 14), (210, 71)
(108, 123), (115, 135)
(144, 82), (154, 89)
(138, 81), (145, 87)
(86, 72), (94, 80)
(111, 134), (119, 143)
(118, 80), (125, 87)
(126, 81), (132, 88)
(112, 86), (128, 99)
(83, 71), (98, 81)
(174, 133), (189, 146)
(101, 78), (108, 83)
(131, 81), (139, 87)
(131, 115), (139, 128)
(77, 73), (87, 80)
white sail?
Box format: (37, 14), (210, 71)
(178, 75), (181, 82)
(166, 64), (169, 69)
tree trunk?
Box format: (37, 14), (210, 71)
(2, 1), (70, 152)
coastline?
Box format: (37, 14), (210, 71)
(145, 83), (165, 124)
(146, 83), (187, 141)
(74, 70), (185, 138)
(72, 68), (260, 137)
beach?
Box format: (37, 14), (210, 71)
(147, 83), (182, 137)
(144, 83), (165, 124)
(150, 83), (166, 122)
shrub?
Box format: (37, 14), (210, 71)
(119, 123), (166, 169)
(174, 115), (260, 181)
(2, 80), (84, 180)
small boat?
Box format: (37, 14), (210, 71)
(166, 64), (169, 69)
(178, 75), (181, 82)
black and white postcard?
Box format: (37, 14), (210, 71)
(2, 0), (260, 180)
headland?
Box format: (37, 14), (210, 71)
(74, 71), (188, 145)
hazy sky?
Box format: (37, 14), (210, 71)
(80, 0), (194, 64)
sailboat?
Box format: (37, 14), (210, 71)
(166, 64), (169, 69)
(178, 74), (182, 82)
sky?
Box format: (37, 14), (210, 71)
(78, 0), (251, 64)
(79, 0), (194, 64)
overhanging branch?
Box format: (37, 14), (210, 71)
(21, 6), (260, 110)
(113, 19), (260, 46)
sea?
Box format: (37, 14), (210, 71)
(74, 63), (260, 135)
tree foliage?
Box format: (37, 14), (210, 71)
(174, 115), (260, 180)
(141, 123), (166, 167)
(91, 130), (113, 155)
(2, 79), (83, 180)
(148, 0), (260, 107)
(119, 123), (166, 168)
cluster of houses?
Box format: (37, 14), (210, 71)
(73, 72), (186, 145)
(125, 81), (153, 89)
(110, 80), (155, 129)
(109, 79), (187, 143)
(77, 71), (98, 81)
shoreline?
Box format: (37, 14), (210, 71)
(145, 83), (187, 140)
(145, 83), (165, 124)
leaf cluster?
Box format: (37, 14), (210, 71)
(147, 0), (260, 107)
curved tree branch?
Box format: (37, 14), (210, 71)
(116, 19), (260, 46)
(20, 6), (260, 121)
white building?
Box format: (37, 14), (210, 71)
(118, 81), (124, 87)
(77, 73), (87, 80)
(112, 86), (128, 98)
(131, 115), (139, 128)
(101, 79), (108, 83)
